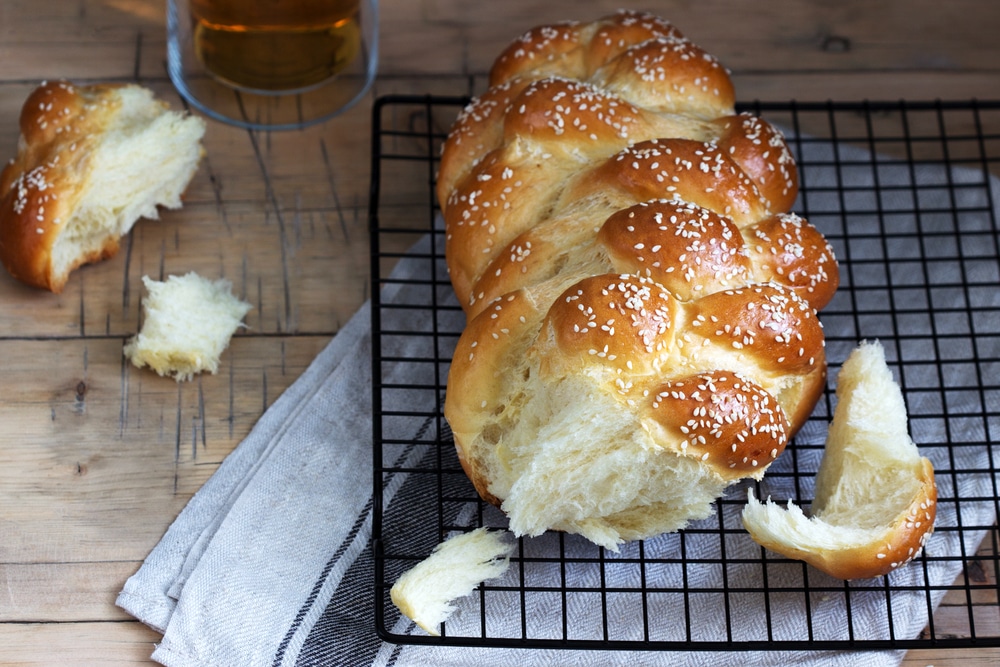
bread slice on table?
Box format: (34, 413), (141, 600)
(390, 528), (514, 636)
(124, 272), (252, 382)
(742, 340), (937, 579)
(0, 80), (206, 292)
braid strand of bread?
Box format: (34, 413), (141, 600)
(438, 11), (839, 549)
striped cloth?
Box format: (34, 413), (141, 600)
(118, 144), (1000, 667)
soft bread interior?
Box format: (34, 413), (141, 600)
(480, 357), (725, 550)
(390, 528), (514, 636)
(124, 272), (252, 381)
(51, 86), (205, 282)
(742, 340), (936, 579)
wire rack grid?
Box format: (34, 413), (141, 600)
(369, 95), (1000, 652)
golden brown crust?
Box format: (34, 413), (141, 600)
(747, 456), (937, 580)
(589, 34), (734, 118)
(780, 349), (827, 435)
(488, 11), (731, 119)
(742, 341), (936, 579)
(744, 213), (840, 309)
(488, 12), (684, 86)
(439, 76), (732, 305)
(647, 371), (790, 481)
(585, 138), (771, 225)
(446, 274), (828, 472)
(0, 80), (124, 292)
(436, 78), (531, 204)
(442, 144), (564, 305)
(445, 108), (813, 316)
(713, 114), (799, 213)
(598, 201), (752, 298)
(489, 21), (588, 87)
(688, 283), (825, 375)
(544, 273), (680, 376)
(833, 459), (937, 579)
(466, 195), (838, 320)
(583, 11), (684, 76)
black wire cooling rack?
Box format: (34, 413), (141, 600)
(369, 95), (1000, 652)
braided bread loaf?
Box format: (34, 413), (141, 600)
(439, 11), (839, 549)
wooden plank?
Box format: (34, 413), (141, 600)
(0, 622), (160, 666)
(734, 71), (1000, 104)
(0, 0), (160, 82)
(5, 620), (996, 667)
(0, 562), (139, 622)
(0, 0), (162, 41)
(0, 200), (369, 338)
(459, 69), (1000, 106)
(0, 335), (330, 564)
(173, 92), (375, 213)
(902, 649), (1000, 667)
(0, 81), (375, 217)
(3, 1), (999, 84)
(920, 603), (1000, 642)
(0, 81), (377, 334)
(414, 0), (1000, 76)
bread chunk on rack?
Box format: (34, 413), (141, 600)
(390, 528), (514, 636)
(742, 341), (937, 580)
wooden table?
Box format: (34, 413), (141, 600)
(1, 1), (997, 664)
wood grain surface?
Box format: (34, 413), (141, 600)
(0, 1), (998, 664)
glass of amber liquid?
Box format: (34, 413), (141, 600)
(167, 0), (378, 130)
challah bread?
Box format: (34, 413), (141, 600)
(439, 11), (839, 549)
(0, 80), (206, 292)
(742, 341), (937, 579)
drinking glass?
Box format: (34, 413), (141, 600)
(167, 0), (378, 130)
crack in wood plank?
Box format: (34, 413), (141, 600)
(319, 139), (350, 243)
(132, 30), (142, 82)
(246, 128), (293, 331)
(118, 345), (128, 438)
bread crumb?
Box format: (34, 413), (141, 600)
(390, 528), (514, 636)
(124, 272), (252, 381)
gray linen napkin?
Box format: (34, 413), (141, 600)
(118, 140), (1000, 666)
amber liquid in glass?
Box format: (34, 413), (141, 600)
(191, 0), (361, 92)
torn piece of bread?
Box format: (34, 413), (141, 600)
(742, 340), (937, 580)
(390, 528), (514, 636)
(124, 272), (252, 382)
(0, 80), (206, 292)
